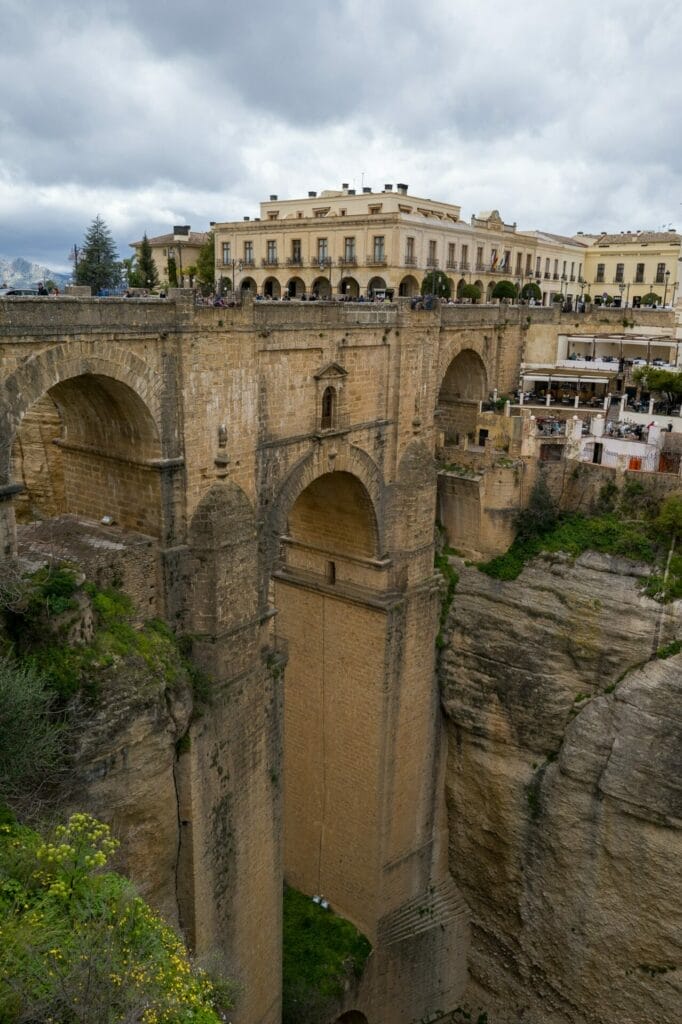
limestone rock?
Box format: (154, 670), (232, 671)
(440, 553), (681, 1024)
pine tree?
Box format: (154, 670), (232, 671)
(136, 232), (159, 289)
(75, 215), (121, 293)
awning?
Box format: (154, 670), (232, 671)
(522, 373), (609, 384)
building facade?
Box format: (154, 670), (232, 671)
(212, 184), (588, 304)
(579, 230), (681, 307)
(130, 225), (209, 288)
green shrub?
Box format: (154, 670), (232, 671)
(282, 886), (371, 1024)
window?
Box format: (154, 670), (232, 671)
(373, 235), (385, 261)
(545, 258), (550, 276)
(570, 261), (575, 279)
(244, 240), (253, 264)
(515, 252), (523, 274)
(222, 242), (231, 265)
(267, 212), (278, 220)
(477, 246), (484, 269)
(344, 236), (355, 261)
(321, 386), (335, 429)
(535, 256), (541, 275)
(578, 262), (583, 281)
(615, 263), (624, 283)
(635, 262), (645, 283)
(266, 240), (277, 263)
(292, 239), (301, 263)
(461, 244), (468, 269)
(656, 262), (666, 283)
(317, 238), (328, 262)
(503, 250), (511, 270)
(428, 240), (437, 266)
(526, 254), (532, 273)
(553, 259), (559, 277)
(596, 263), (605, 282)
(448, 243), (456, 267)
(406, 236), (415, 263)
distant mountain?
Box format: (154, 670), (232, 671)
(0, 255), (71, 290)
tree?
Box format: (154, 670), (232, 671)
(642, 291), (662, 306)
(420, 269), (451, 298)
(167, 255), (178, 287)
(492, 280), (517, 301)
(0, 654), (63, 811)
(552, 292), (564, 303)
(633, 367), (682, 411)
(75, 216), (121, 293)
(460, 282), (481, 303)
(521, 281), (542, 302)
(136, 232), (159, 289)
(196, 231), (216, 294)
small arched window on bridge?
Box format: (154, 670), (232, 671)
(321, 385), (335, 430)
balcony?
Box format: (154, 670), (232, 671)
(446, 260), (458, 270)
(613, 278), (624, 285)
(338, 256), (357, 266)
(286, 256), (303, 267)
(544, 272), (550, 279)
(311, 257), (332, 267)
(261, 257), (279, 267)
(561, 274), (567, 281)
(475, 263), (487, 272)
(553, 273), (560, 280)
(570, 275), (576, 281)
(242, 258), (255, 268)
(535, 271), (542, 279)
(367, 255), (387, 266)
(460, 261), (470, 271)
(403, 255), (417, 266)
(427, 257), (439, 268)
(595, 278), (605, 285)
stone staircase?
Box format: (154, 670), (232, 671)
(377, 877), (469, 947)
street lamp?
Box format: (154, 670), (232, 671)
(664, 269), (670, 307)
(618, 282), (626, 308)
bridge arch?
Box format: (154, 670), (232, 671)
(335, 1013), (369, 1024)
(436, 347), (490, 447)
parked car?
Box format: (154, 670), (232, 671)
(0, 288), (39, 296)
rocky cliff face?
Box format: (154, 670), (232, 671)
(440, 551), (681, 1024)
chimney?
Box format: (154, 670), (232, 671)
(173, 225), (190, 240)
(308, 191), (317, 198)
(396, 183), (408, 194)
(209, 221), (215, 226)
(362, 186), (372, 194)
(243, 216), (250, 221)
(269, 194), (278, 201)
(342, 182), (349, 190)
(384, 183), (393, 191)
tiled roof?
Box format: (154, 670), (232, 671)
(129, 231), (210, 248)
(594, 231), (681, 245)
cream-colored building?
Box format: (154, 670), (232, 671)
(579, 230), (681, 307)
(130, 225), (209, 288)
(212, 183), (588, 303)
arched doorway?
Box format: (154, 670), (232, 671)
(456, 278), (467, 300)
(436, 349), (488, 446)
(241, 276), (256, 293)
(368, 276), (387, 298)
(474, 279), (483, 296)
(286, 276), (305, 298)
(340, 276), (359, 298)
(263, 276), (281, 299)
(398, 275), (419, 297)
(311, 276), (331, 300)
(486, 280), (496, 302)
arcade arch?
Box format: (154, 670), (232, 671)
(311, 276), (331, 299)
(398, 275), (419, 297)
(263, 276), (281, 299)
(241, 276), (256, 293)
(368, 276), (386, 297)
(286, 276), (305, 298)
(340, 276), (360, 298)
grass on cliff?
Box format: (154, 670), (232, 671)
(478, 479), (682, 601)
(1, 565), (202, 706)
(282, 885), (371, 1024)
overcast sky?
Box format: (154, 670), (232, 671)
(1, 0), (681, 271)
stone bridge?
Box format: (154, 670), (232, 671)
(0, 294), (645, 1023)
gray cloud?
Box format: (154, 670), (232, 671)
(1, 0), (681, 268)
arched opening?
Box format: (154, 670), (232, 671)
(474, 279), (483, 297)
(368, 276), (387, 298)
(398, 275), (419, 297)
(456, 278), (467, 299)
(436, 349), (488, 447)
(340, 276), (359, 298)
(286, 276), (305, 298)
(263, 276), (281, 299)
(311, 276), (331, 299)
(11, 373), (162, 536)
(336, 1013), (369, 1024)
(486, 280), (496, 302)
(321, 386), (336, 430)
(274, 470), (383, 932)
(240, 276), (256, 293)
